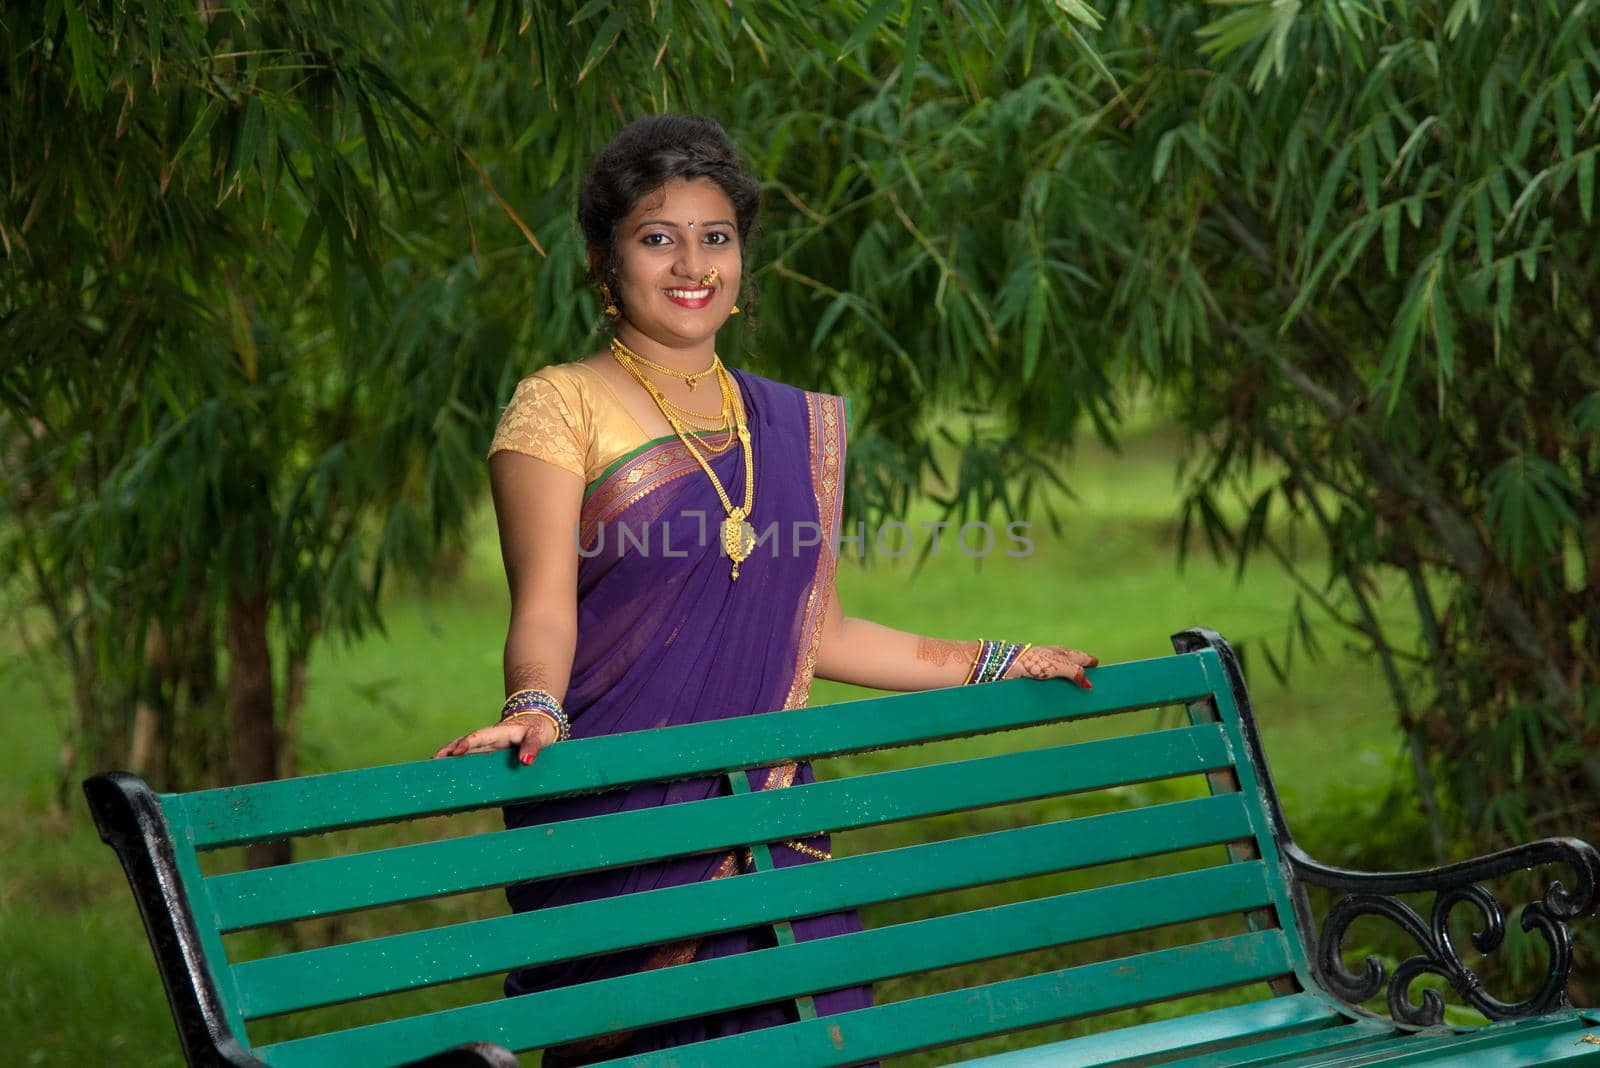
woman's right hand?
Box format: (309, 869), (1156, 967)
(432, 715), (560, 766)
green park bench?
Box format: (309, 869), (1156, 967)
(87, 628), (1600, 1066)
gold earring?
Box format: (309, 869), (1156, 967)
(599, 282), (619, 318)
(730, 303), (741, 316)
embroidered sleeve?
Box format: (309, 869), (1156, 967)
(487, 374), (587, 477)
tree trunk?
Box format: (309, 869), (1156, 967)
(128, 702), (164, 783)
(227, 587), (290, 869)
(280, 641), (311, 781)
(130, 620), (173, 789)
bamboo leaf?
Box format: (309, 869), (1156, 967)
(1153, 129), (1177, 183)
(1443, 0), (1480, 38)
(1358, 134), (1379, 212)
(1302, 141), (1356, 271)
(838, 0), (898, 59)
(64, 5), (104, 102)
(1429, 282), (1456, 386)
(1581, 152), (1596, 224)
(899, 0), (925, 116)
(1473, 187), (1494, 265)
(1379, 259), (1434, 413)
(1488, 170), (1512, 216)
(1554, 79), (1575, 159)
(577, 10), (626, 82)
(1382, 204), (1400, 273)
(1022, 276), (1046, 383)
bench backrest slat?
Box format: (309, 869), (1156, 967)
(208, 722), (1234, 932)
(253, 868), (1287, 1067)
(176, 656), (1215, 848)
(613, 932), (1295, 1068)
(231, 791), (1257, 1019)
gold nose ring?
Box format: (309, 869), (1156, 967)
(699, 265), (719, 287)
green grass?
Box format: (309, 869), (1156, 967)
(0, 418), (1420, 1067)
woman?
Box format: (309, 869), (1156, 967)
(434, 114), (1097, 1063)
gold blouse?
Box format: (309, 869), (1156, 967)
(487, 363), (661, 486)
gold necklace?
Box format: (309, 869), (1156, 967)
(609, 339), (734, 429)
(613, 343), (745, 461)
(610, 339), (755, 578)
(611, 335), (718, 391)
(613, 349), (740, 453)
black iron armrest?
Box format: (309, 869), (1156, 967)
(1287, 837), (1600, 1027)
(84, 773), (267, 1068)
(1170, 628), (1600, 1030)
(85, 773), (523, 1067)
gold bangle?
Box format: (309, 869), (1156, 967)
(961, 639), (987, 686)
(502, 709), (560, 740)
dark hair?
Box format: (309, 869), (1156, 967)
(578, 114), (761, 311)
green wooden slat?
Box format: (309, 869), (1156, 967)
(607, 932), (1295, 1068)
(1157, 1018), (1396, 1067)
(959, 994), (1349, 1067)
(181, 653), (1213, 848)
(1246, 1011), (1600, 1067)
(254, 870), (1288, 1066)
(233, 793), (1257, 1018)
(210, 723), (1234, 931)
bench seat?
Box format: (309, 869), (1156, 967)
(965, 998), (1600, 1066)
(86, 629), (1600, 1066)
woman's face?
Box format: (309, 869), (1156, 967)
(610, 177), (742, 350)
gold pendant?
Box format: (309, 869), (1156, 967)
(722, 510), (755, 580)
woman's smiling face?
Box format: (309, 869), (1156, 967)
(610, 177), (742, 349)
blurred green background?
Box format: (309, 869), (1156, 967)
(5, 1), (1598, 1063)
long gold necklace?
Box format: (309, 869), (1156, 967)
(612, 335), (718, 391)
(611, 339), (756, 578)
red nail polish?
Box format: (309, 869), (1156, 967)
(520, 753), (533, 765)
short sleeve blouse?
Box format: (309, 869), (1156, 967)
(487, 369), (589, 477)
(487, 364), (660, 485)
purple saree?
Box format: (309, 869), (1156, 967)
(502, 369), (871, 1063)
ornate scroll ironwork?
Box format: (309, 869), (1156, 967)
(1169, 626), (1600, 1030)
(1291, 839), (1600, 1026)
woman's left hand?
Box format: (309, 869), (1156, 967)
(1004, 645), (1098, 688)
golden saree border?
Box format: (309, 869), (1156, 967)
(577, 440), (701, 549)
(783, 391), (847, 713)
(763, 391), (848, 794)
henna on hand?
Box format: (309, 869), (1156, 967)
(1008, 646), (1098, 688)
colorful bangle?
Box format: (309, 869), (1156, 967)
(963, 640), (1032, 685)
(502, 688), (557, 712)
(500, 688), (561, 717)
(499, 689), (570, 740)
